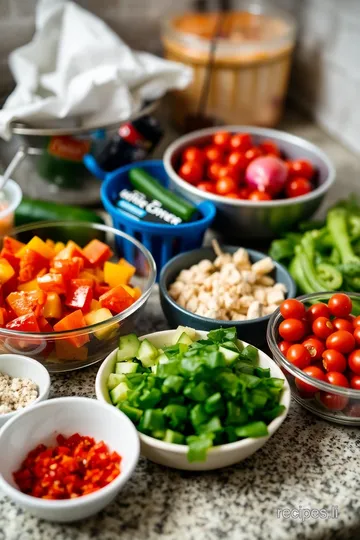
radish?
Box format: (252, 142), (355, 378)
(245, 156), (288, 196)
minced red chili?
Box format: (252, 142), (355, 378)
(13, 433), (121, 499)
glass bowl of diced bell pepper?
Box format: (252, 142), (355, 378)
(0, 222), (156, 372)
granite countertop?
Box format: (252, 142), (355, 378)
(1, 109), (360, 540)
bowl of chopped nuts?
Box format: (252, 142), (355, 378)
(159, 241), (296, 347)
(0, 354), (51, 427)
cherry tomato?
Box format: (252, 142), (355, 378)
(286, 344), (311, 369)
(325, 330), (355, 354)
(248, 191), (272, 201)
(348, 349), (360, 375)
(229, 133), (252, 152)
(207, 162), (222, 180)
(215, 177), (237, 196)
(295, 365), (326, 395)
(197, 182), (215, 193)
(279, 318), (307, 342)
(333, 318), (354, 333)
(325, 371), (349, 388)
(204, 145), (223, 164)
(287, 159), (315, 180)
(279, 340), (291, 356)
(354, 316), (360, 328)
(182, 146), (205, 165)
(350, 374), (360, 390)
(322, 349), (347, 373)
(328, 293), (352, 318)
(225, 193), (239, 199)
(218, 165), (238, 180)
(227, 151), (247, 171)
(244, 147), (262, 163)
(307, 303), (330, 323)
(178, 161), (202, 185)
(285, 177), (312, 198)
(237, 187), (252, 199)
(302, 337), (325, 361)
(354, 327), (360, 346)
(259, 140), (281, 157)
(280, 299), (306, 320)
(312, 317), (334, 340)
(319, 392), (349, 411)
(213, 131), (231, 150)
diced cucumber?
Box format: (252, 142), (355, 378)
(118, 402), (143, 422)
(117, 334), (140, 361)
(136, 339), (159, 368)
(163, 429), (185, 444)
(151, 364), (158, 374)
(158, 353), (170, 364)
(219, 346), (240, 365)
(109, 382), (129, 404)
(107, 373), (127, 390)
(115, 362), (138, 374)
(172, 326), (197, 344)
(177, 332), (193, 346)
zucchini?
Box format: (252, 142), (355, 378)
(172, 326), (197, 343)
(117, 334), (140, 361)
(177, 332), (193, 346)
(115, 362), (138, 374)
(136, 339), (159, 368)
(107, 373), (127, 390)
(109, 382), (129, 404)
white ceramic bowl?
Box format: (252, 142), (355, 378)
(95, 329), (291, 471)
(0, 397), (140, 522)
(0, 354), (51, 428)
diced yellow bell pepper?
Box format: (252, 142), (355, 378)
(55, 340), (88, 361)
(122, 284), (142, 300)
(17, 236), (54, 259)
(18, 278), (41, 292)
(118, 258), (136, 279)
(54, 241), (66, 255)
(42, 292), (62, 319)
(46, 239), (55, 249)
(84, 307), (116, 340)
(0, 258), (15, 284)
(95, 267), (104, 282)
(90, 299), (101, 311)
(104, 260), (136, 288)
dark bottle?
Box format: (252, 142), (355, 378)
(95, 115), (163, 172)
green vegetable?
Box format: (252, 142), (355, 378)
(129, 168), (196, 222)
(235, 421), (268, 438)
(136, 339), (159, 368)
(117, 334), (140, 361)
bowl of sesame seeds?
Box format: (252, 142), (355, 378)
(0, 354), (50, 427)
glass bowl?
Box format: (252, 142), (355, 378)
(0, 222), (156, 372)
(267, 292), (360, 426)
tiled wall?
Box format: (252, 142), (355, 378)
(1, 0), (359, 154)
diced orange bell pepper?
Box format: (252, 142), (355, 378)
(37, 273), (66, 294)
(3, 236), (24, 254)
(6, 290), (47, 318)
(42, 292), (62, 319)
(82, 239), (113, 266)
(122, 284), (142, 301)
(0, 248), (20, 272)
(54, 241), (89, 265)
(6, 313), (40, 332)
(45, 239), (55, 249)
(118, 258), (136, 280)
(99, 285), (134, 314)
(0, 258), (15, 284)
(65, 283), (93, 313)
(17, 236), (54, 260)
(18, 278), (41, 292)
(53, 310), (90, 348)
(55, 340), (88, 361)
(50, 257), (84, 280)
(18, 249), (49, 283)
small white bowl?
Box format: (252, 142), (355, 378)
(0, 397), (140, 522)
(0, 354), (51, 427)
(96, 329), (291, 471)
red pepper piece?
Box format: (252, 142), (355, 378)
(93, 282), (111, 300)
(65, 283), (93, 313)
(18, 249), (49, 283)
(99, 285), (134, 314)
(82, 239), (113, 266)
(50, 257), (84, 280)
(37, 273), (66, 295)
(3, 236), (25, 254)
(6, 290), (47, 318)
(6, 313), (40, 332)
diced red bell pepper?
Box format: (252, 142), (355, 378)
(6, 313), (40, 332)
(99, 285), (134, 314)
(82, 239), (113, 266)
(94, 282), (111, 300)
(0, 248), (20, 272)
(53, 310), (90, 348)
(37, 273), (66, 295)
(0, 307), (7, 326)
(70, 278), (94, 288)
(6, 290), (47, 318)
(50, 257), (84, 280)
(3, 236), (25, 254)
(18, 249), (49, 283)
(54, 241), (90, 265)
(65, 283), (93, 313)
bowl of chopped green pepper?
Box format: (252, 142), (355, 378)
(95, 326), (290, 470)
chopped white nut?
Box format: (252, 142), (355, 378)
(214, 253), (232, 268)
(168, 281), (183, 300)
(273, 282), (288, 293)
(177, 269), (193, 283)
(267, 288), (285, 305)
(230, 311), (247, 321)
(257, 275), (275, 286)
(247, 301), (263, 320)
(186, 297), (199, 312)
(197, 259), (214, 273)
(253, 287), (267, 304)
(0, 372), (38, 415)
(251, 257), (274, 276)
(241, 271), (257, 284)
(233, 248), (250, 268)
(263, 304), (279, 315)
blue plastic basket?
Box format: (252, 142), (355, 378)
(84, 156), (216, 275)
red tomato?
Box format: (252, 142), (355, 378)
(178, 161), (203, 185)
(286, 344), (311, 369)
(227, 151), (247, 171)
(204, 145), (223, 164)
(312, 317), (334, 339)
(213, 131), (231, 149)
(279, 340), (291, 356)
(325, 330), (355, 354)
(225, 193), (239, 199)
(354, 327), (360, 346)
(354, 316), (360, 328)
(215, 177), (237, 196)
(229, 133), (252, 152)
(350, 375), (360, 390)
(207, 162), (222, 180)
(248, 191), (272, 201)
(218, 165), (238, 180)
(259, 140), (281, 157)
(197, 182), (215, 193)
(348, 349), (360, 375)
(280, 299), (306, 320)
(325, 371), (349, 388)
(182, 146), (205, 165)
(285, 177), (312, 198)
(279, 318), (306, 342)
(302, 337), (325, 361)
(244, 147), (262, 163)
(328, 293), (352, 318)
(287, 159), (315, 180)
(295, 365), (326, 395)
(307, 303), (330, 323)
(322, 349), (347, 373)
(237, 187), (252, 199)
(333, 318), (354, 333)
(319, 392), (349, 411)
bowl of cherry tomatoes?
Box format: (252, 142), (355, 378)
(163, 126), (335, 240)
(267, 292), (360, 426)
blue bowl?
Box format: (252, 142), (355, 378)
(159, 245), (296, 347)
(84, 156), (216, 276)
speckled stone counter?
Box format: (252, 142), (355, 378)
(1, 112), (360, 540)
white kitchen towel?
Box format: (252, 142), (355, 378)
(0, 0), (192, 140)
